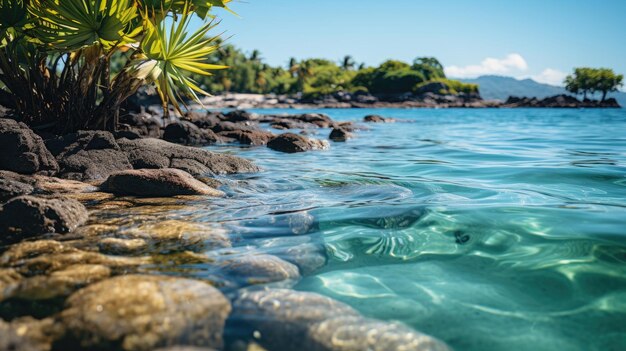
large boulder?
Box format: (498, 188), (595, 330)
(223, 110), (257, 122)
(119, 112), (162, 138)
(363, 115), (395, 123)
(0, 195), (88, 243)
(100, 168), (224, 197)
(117, 138), (259, 176)
(45, 131), (132, 181)
(0, 118), (59, 175)
(163, 121), (219, 146)
(59, 275), (231, 351)
(267, 133), (329, 153)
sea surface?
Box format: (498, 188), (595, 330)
(201, 108), (626, 351)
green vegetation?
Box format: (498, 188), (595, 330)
(0, 0), (233, 132)
(564, 67), (624, 101)
(191, 45), (478, 98)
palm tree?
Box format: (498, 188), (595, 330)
(341, 55), (356, 71)
(0, 0), (233, 132)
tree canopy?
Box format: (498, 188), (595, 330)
(565, 67), (624, 101)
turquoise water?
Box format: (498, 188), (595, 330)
(205, 108), (626, 351)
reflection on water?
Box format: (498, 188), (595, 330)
(84, 108), (626, 351)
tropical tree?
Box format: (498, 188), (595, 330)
(0, 0), (234, 133)
(341, 55), (355, 71)
(595, 68), (623, 102)
(565, 68), (595, 100)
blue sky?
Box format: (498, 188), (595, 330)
(213, 0), (626, 86)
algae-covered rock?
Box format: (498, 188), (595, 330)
(0, 317), (63, 351)
(59, 274), (231, 351)
(12, 264), (111, 300)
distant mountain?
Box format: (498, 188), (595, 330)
(459, 75), (626, 107)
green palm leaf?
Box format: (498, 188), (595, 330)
(28, 0), (141, 51)
(135, 3), (226, 113)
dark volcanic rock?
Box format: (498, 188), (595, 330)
(223, 110), (256, 122)
(0, 174), (35, 202)
(269, 119), (313, 130)
(329, 128), (353, 142)
(267, 133), (329, 153)
(45, 131), (132, 181)
(218, 130), (274, 146)
(504, 94), (621, 108)
(163, 121), (219, 146)
(211, 121), (259, 133)
(185, 112), (223, 129)
(117, 138), (259, 176)
(363, 115), (395, 123)
(119, 112), (162, 138)
(0, 119), (59, 175)
(0, 195), (88, 243)
(59, 275), (231, 351)
(100, 168), (224, 197)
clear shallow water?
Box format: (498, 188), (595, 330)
(203, 108), (626, 351)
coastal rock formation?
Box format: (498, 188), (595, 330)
(163, 121), (220, 146)
(119, 113), (163, 138)
(364, 115), (395, 123)
(267, 133), (329, 153)
(59, 275), (231, 351)
(45, 131), (133, 181)
(228, 289), (360, 351)
(117, 138), (259, 176)
(504, 94), (621, 108)
(0, 195), (88, 242)
(219, 254), (301, 286)
(0, 118), (59, 175)
(100, 168), (225, 197)
(305, 316), (451, 351)
(0, 173), (35, 202)
(329, 127), (353, 142)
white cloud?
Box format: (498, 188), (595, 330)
(444, 53), (528, 78)
(530, 68), (567, 86)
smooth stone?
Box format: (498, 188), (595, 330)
(59, 274), (231, 351)
(119, 220), (231, 252)
(0, 317), (63, 351)
(12, 264), (111, 300)
(305, 316), (451, 351)
(0, 195), (88, 243)
(0, 268), (22, 302)
(219, 254), (300, 286)
(280, 243), (327, 276)
(228, 289), (359, 351)
(267, 133), (329, 153)
(98, 238), (148, 255)
(0, 118), (59, 175)
(117, 138), (259, 176)
(100, 168), (225, 197)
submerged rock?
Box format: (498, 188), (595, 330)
(305, 316), (451, 351)
(0, 268), (22, 301)
(0, 195), (88, 243)
(12, 264), (111, 300)
(117, 138), (259, 176)
(97, 237), (149, 255)
(219, 254), (300, 286)
(0, 118), (59, 175)
(267, 133), (329, 153)
(100, 168), (225, 197)
(228, 289), (359, 351)
(163, 121), (219, 146)
(0, 317), (63, 351)
(59, 274), (231, 351)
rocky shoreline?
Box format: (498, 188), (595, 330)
(0, 111), (450, 350)
(190, 93), (621, 109)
